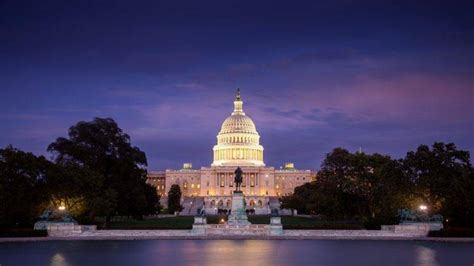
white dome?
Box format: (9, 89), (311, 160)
(220, 114), (257, 135)
(212, 89), (264, 167)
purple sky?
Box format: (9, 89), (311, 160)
(1, 0), (473, 170)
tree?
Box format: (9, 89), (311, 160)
(403, 142), (474, 227)
(281, 148), (411, 225)
(47, 117), (158, 227)
(281, 182), (317, 214)
(0, 146), (50, 227)
(45, 162), (102, 219)
(167, 184), (183, 214)
(144, 183), (161, 215)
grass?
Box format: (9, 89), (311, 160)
(249, 216), (363, 229)
(104, 216), (195, 230)
(103, 215), (364, 230)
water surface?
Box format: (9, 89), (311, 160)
(1, 240), (473, 266)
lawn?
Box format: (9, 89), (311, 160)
(104, 215), (364, 230)
(249, 216), (363, 229)
(105, 216), (195, 230)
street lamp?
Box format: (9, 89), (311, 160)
(419, 205), (427, 211)
(58, 205), (66, 211)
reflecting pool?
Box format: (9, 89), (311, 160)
(0, 240), (473, 266)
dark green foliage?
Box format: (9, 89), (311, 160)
(103, 216), (194, 230)
(100, 215), (363, 230)
(281, 182), (318, 214)
(0, 228), (48, 237)
(45, 162), (102, 217)
(282, 148), (410, 225)
(403, 142), (473, 227)
(167, 184), (183, 214)
(47, 117), (160, 226)
(282, 142), (473, 229)
(144, 183), (162, 215)
(428, 227), (474, 238)
(207, 215), (228, 224)
(1, 118), (160, 229)
(0, 146), (50, 227)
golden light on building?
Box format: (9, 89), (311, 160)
(212, 88), (264, 167)
(147, 89), (317, 213)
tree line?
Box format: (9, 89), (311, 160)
(281, 143), (474, 228)
(2, 116), (472, 229)
(0, 118), (160, 228)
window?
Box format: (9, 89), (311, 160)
(197, 184), (201, 189)
(183, 182), (188, 189)
(250, 176), (255, 187)
(191, 183), (195, 188)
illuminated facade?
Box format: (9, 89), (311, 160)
(147, 89), (316, 214)
(212, 89), (264, 167)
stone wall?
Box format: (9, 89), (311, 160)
(46, 223), (97, 237)
(381, 223), (443, 235)
(51, 228), (434, 239)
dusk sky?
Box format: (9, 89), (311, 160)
(1, 0), (473, 170)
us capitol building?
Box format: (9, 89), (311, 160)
(147, 89), (316, 214)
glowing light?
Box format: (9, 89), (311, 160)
(58, 205), (66, 211)
(419, 205), (427, 211)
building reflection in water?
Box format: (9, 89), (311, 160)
(415, 245), (438, 266)
(201, 240), (280, 265)
(50, 253), (70, 266)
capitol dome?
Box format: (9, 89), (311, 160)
(212, 89), (265, 167)
(220, 114), (257, 134)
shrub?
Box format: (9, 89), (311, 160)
(0, 228), (48, 237)
(428, 227), (474, 238)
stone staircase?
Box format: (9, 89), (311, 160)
(189, 197), (204, 216)
(180, 197), (205, 216)
(179, 197), (194, 216)
(268, 197), (280, 210)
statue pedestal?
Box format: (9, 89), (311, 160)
(269, 216), (283, 235)
(191, 216), (207, 235)
(227, 191), (251, 226)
